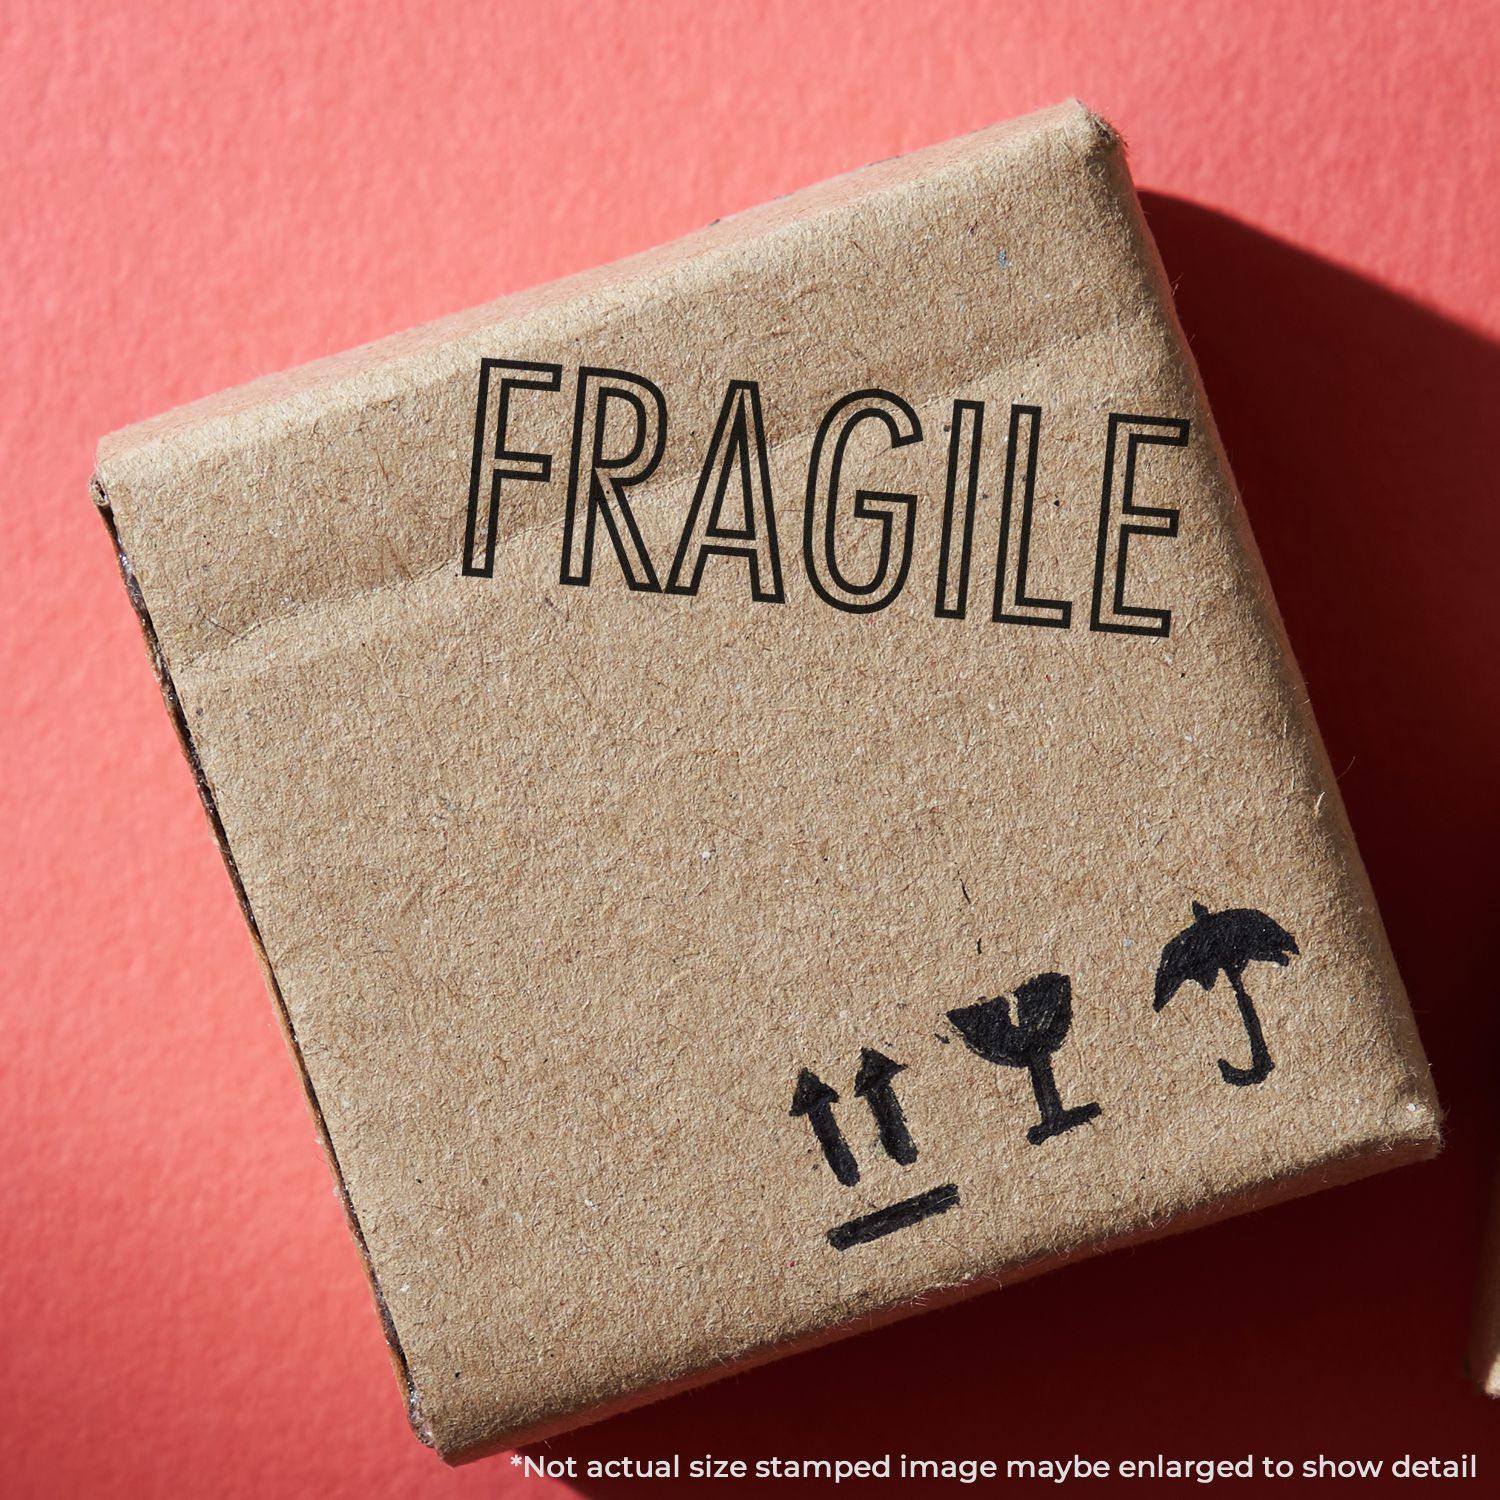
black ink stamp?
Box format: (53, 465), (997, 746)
(790, 1068), (860, 1186)
(853, 1047), (917, 1165)
(1154, 901), (1299, 1086)
(947, 972), (1102, 1144)
(790, 1050), (959, 1250)
(825, 1184), (961, 1251)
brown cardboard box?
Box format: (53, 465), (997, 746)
(93, 101), (1438, 1460)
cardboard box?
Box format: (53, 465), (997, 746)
(93, 101), (1438, 1460)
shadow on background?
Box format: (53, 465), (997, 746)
(536, 196), (1500, 1491)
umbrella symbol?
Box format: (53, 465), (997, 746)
(946, 972), (1102, 1145)
(1154, 901), (1299, 1086)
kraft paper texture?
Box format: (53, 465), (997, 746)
(93, 101), (1439, 1460)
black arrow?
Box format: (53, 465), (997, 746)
(853, 1047), (917, 1165)
(790, 1069), (859, 1186)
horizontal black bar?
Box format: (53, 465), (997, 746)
(826, 1183), (960, 1251)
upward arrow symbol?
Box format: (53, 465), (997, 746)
(853, 1048), (917, 1165)
(790, 1069), (859, 1186)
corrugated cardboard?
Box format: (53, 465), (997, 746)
(92, 101), (1439, 1461)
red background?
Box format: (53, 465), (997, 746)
(5, 2), (1498, 1494)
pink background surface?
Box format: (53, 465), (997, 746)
(5, 2), (1499, 1494)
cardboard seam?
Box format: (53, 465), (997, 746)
(90, 476), (435, 1451)
(156, 309), (1172, 681)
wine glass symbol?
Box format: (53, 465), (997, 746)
(946, 972), (1102, 1144)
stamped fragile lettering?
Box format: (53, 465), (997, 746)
(461, 359), (1190, 638)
